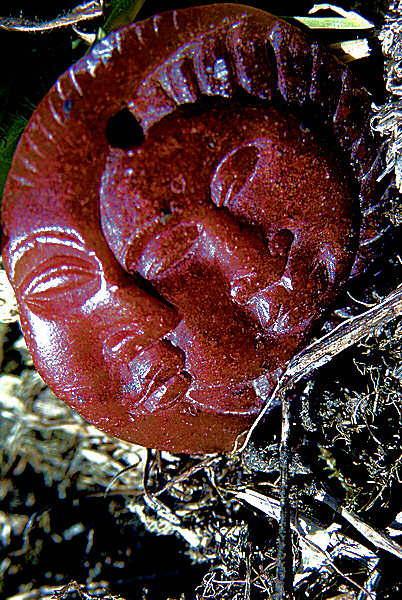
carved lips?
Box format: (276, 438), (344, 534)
(1, 5), (387, 452)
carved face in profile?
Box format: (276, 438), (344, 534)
(100, 102), (355, 392)
(1, 6), (385, 452)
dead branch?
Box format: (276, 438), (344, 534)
(316, 490), (402, 560)
(0, 1), (103, 33)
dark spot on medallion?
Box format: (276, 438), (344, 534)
(105, 108), (145, 149)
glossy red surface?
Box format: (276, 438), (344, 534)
(1, 5), (386, 452)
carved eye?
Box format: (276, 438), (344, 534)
(210, 144), (260, 208)
(19, 254), (101, 315)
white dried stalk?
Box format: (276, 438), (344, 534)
(0, 261), (18, 324)
(371, 1), (402, 190)
(0, 1), (103, 32)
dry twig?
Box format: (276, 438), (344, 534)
(316, 490), (402, 560)
(236, 489), (378, 598)
(275, 394), (293, 600)
(370, 0), (402, 189)
(0, 1), (103, 33)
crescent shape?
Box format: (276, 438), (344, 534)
(1, 5), (388, 453)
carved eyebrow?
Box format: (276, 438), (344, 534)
(10, 227), (86, 251)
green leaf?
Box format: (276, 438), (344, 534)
(102, 0), (146, 35)
(294, 3), (373, 30)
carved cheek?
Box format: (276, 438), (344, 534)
(100, 149), (201, 278)
(99, 155), (167, 271)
